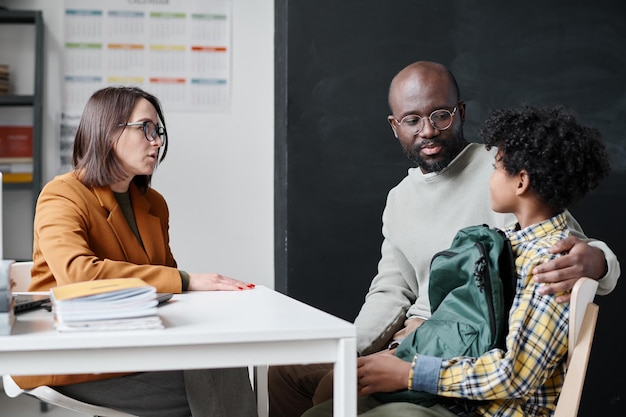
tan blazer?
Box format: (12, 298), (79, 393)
(14, 172), (183, 389)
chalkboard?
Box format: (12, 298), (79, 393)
(274, 1), (626, 415)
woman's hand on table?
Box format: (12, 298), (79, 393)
(187, 272), (256, 291)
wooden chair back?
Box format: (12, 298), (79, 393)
(554, 277), (599, 417)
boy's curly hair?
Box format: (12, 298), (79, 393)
(481, 104), (611, 213)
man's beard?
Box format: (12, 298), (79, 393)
(402, 127), (467, 173)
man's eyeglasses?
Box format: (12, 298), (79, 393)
(393, 107), (458, 135)
(118, 121), (166, 142)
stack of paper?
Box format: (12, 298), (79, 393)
(0, 260), (16, 335)
(50, 278), (164, 332)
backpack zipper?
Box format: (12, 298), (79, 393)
(475, 241), (497, 343)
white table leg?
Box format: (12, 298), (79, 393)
(333, 337), (357, 416)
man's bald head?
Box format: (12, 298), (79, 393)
(388, 61), (460, 112)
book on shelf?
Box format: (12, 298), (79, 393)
(0, 155), (33, 182)
(0, 64), (8, 95)
(0, 159), (33, 173)
(0, 156), (32, 164)
(2, 172), (33, 183)
(0, 126), (32, 158)
(50, 277), (164, 332)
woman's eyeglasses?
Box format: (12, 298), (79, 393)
(118, 121), (166, 142)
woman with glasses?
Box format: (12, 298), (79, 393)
(11, 86), (258, 417)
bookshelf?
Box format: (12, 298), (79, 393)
(0, 9), (44, 260)
(0, 10), (44, 207)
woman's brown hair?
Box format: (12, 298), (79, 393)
(72, 86), (168, 193)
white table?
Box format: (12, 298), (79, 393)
(1, 286), (357, 416)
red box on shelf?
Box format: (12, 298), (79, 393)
(0, 126), (33, 158)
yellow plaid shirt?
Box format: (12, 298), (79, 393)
(413, 213), (570, 416)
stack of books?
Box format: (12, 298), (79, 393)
(0, 125), (33, 183)
(0, 260), (16, 335)
(50, 278), (164, 332)
(0, 64), (8, 95)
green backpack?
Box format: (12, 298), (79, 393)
(374, 224), (516, 406)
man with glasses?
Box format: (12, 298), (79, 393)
(268, 61), (620, 417)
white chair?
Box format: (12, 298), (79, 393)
(554, 277), (600, 417)
(3, 374), (136, 417)
(3, 261), (136, 417)
(8, 260), (33, 292)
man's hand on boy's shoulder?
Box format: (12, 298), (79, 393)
(533, 236), (606, 303)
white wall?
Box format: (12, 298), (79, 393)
(2, 0), (276, 289)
